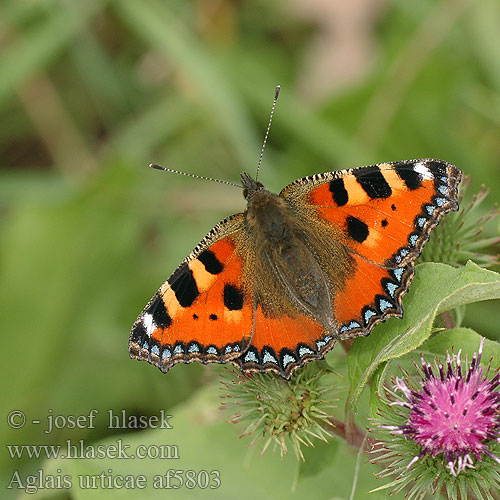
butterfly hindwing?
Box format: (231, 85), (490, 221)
(333, 254), (413, 339)
(129, 213), (254, 373)
(235, 305), (333, 378)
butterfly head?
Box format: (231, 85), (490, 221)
(241, 173), (265, 200)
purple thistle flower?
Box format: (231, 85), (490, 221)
(382, 338), (500, 477)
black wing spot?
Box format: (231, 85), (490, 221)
(169, 263), (199, 307)
(354, 166), (392, 199)
(391, 204), (397, 211)
(329, 178), (348, 206)
(395, 163), (422, 190)
(151, 294), (172, 328)
(197, 249), (223, 274)
(347, 216), (369, 243)
(223, 284), (244, 311)
(381, 219), (388, 227)
(193, 313), (199, 320)
(209, 314), (218, 321)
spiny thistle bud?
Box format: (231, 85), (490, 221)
(371, 338), (500, 499)
(219, 363), (337, 461)
(420, 177), (500, 267)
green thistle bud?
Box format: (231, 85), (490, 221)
(219, 363), (337, 461)
(420, 177), (500, 267)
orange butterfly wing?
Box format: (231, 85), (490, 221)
(281, 158), (462, 338)
(234, 305), (330, 378)
(129, 214), (254, 372)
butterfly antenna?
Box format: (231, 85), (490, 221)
(255, 85), (280, 182)
(149, 164), (243, 188)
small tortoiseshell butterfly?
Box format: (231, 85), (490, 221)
(129, 91), (462, 379)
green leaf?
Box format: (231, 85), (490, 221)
(347, 261), (500, 413)
(419, 327), (500, 360)
(297, 437), (339, 480)
(369, 362), (390, 418)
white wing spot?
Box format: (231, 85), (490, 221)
(414, 162), (433, 180)
(143, 313), (155, 336)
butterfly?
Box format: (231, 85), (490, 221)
(129, 158), (462, 379)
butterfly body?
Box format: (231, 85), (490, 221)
(242, 173), (344, 330)
(130, 159), (462, 378)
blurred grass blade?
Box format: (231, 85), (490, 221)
(115, 0), (259, 170)
(0, 0), (107, 108)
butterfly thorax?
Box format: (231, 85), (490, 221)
(242, 177), (293, 246)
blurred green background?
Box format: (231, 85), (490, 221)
(1, 0), (499, 498)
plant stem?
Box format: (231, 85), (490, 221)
(321, 416), (375, 451)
